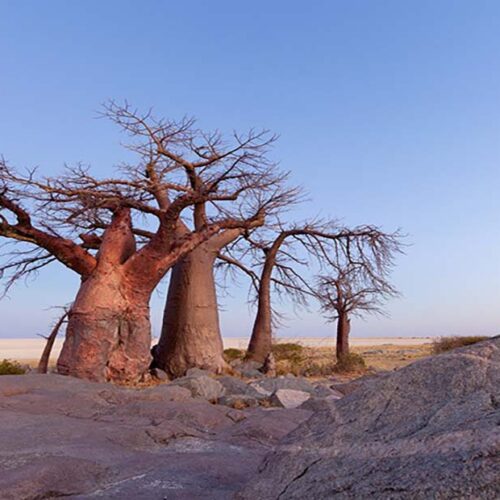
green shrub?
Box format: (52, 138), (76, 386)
(333, 353), (367, 374)
(0, 359), (27, 375)
(223, 348), (245, 362)
(432, 336), (489, 354)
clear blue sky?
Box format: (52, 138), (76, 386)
(0, 0), (499, 339)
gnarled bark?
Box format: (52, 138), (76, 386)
(57, 208), (154, 383)
(57, 272), (152, 382)
(155, 230), (241, 378)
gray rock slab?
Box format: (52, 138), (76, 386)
(270, 389), (311, 409)
(237, 336), (500, 499)
(185, 367), (214, 378)
(217, 375), (264, 399)
(0, 373), (308, 499)
(217, 394), (260, 408)
(251, 376), (316, 396)
(171, 375), (225, 402)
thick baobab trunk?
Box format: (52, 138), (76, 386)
(336, 312), (351, 359)
(57, 208), (152, 383)
(57, 272), (152, 383)
(155, 231), (240, 378)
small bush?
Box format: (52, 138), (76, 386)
(301, 361), (336, 377)
(275, 359), (302, 376)
(333, 353), (367, 374)
(272, 343), (305, 375)
(272, 343), (304, 363)
(432, 336), (489, 354)
(0, 359), (27, 375)
(223, 348), (245, 362)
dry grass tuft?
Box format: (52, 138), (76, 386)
(333, 353), (367, 374)
(223, 348), (245, 363)
(271, 343), (304, 361)
(432, 336), (489, 354)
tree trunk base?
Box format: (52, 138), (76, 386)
(57, 309), (151, 383)
(156, 243), (230, 379)
(156, 341), (230, 379)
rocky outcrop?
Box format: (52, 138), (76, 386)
(0, 374), (311, 499)
(237, 336), (500, 499)
(2, 338), (499, 499)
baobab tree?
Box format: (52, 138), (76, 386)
(317, 261), (399, 359)
(0, 103), (286, 382)
(237, 221), (402, 364)
(142, 126), (299, 378)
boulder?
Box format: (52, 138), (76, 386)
(312, 383), (343, 398)
(237, 336), (500, 499)
(171, 374), (225, 402)
(270, 389), (311, 409)
(240, 367), (264, 378)
(141, 383), (192, 402)
(218, 394), (260, 409)
(185, 367), (213, 378)
(251, 376), (316, 396)
(217, 375), (264, 399)
(237, 361), (265, 379)
(150, 367), (169, 381)
(298, 394), (343, 412)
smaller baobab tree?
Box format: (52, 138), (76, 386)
(229, 220), (402, 365)
(316, 255), (400, 361)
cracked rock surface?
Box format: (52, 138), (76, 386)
(2, 337), (499, 499)
(237, 336), (500, 499)
(0, 374), (311, 499)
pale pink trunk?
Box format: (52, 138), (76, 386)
(155, 231), (241, 378)
(57, 271), (152, 383)
(57, 208), (152, 383)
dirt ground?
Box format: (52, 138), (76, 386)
(352, 343), (433, 371)
(13, 342), (434, 377)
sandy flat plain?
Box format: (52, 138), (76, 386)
(0, 336), (432, 362)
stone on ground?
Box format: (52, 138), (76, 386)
(270, 389), (311, 409)
(217, 394), (260, 409)
(250, 375), (316, 396)
(171, 374), (225, 401)
(217, 375), (265, 399)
